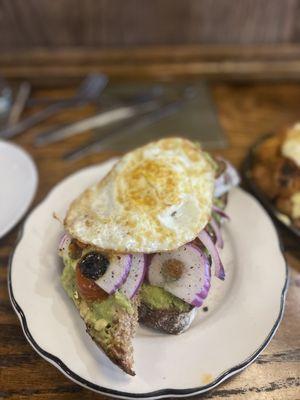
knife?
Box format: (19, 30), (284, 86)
(63, 98), (188, 161)
(0, 74), (108, 139)
(35, 100), (160, 146)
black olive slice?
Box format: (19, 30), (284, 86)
(78, 252), (109, 280)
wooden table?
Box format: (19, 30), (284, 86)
(0, 81), (299, 400)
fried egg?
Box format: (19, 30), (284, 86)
(64, 138), (215, 253)
(281, 123), (300, 167)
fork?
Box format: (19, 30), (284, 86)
(0, 74), (108, 139)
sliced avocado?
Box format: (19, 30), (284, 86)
(61, 258), (77, 298)
(140, 283), (190, 313)
(60, 258), (138, 375)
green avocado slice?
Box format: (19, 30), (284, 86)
(140, 283), (191, 313)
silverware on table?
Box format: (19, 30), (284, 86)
(26, 84), (165, 108)
(63, 82), (227, 159)
(34, 100), (161, 146)
(0, 74), (108, 139)
(7, 82), (31, 127)
(63, 98), (189, 161)
(0, 78), (12, 123)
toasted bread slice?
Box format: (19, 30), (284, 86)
(138, 284), (196, 334)
(139, 301), (197, 335)
(61, 260), (139, 375)
(84, 298), (139, 375)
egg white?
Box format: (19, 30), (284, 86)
(64, 138), (215, 253)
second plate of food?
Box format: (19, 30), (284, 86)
(243, 123), (300, 238)
(9, 152), (287, 398)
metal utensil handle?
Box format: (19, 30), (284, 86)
(7, 82), (31, 127)
(64, 99), (185, 161)
(0, 98), (83, 139)
(35, 101), (159, 146)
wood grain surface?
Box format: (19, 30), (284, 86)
(0, 0), (299, 49)
(4, 45), (300, 84)
(0, 81), (300, 399)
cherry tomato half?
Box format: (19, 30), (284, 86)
(76, 264), (108, 302)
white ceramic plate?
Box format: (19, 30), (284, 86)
(9, 159), (287, 399)
(0, 141), (38, 239)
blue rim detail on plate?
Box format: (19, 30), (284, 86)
(8, 202), (289, 399)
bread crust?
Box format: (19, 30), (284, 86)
(138, 302), (197, 335)
(74, 296), (139, 376)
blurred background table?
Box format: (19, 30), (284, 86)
(0, 80), (299, 400)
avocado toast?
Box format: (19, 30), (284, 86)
(60, 244), (139, 375)
(59, 138), (239, 375)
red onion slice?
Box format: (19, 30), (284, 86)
(120, 254), (147, 299)
(209, 218), (224, 249)
(58, 234), (71, 257)
(95, 254), (132, 294)
(212, 205), (230, 221)
(148, 244), (211, 307)
(198, 229), (225, 280)
(215, 158), (240, 197)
